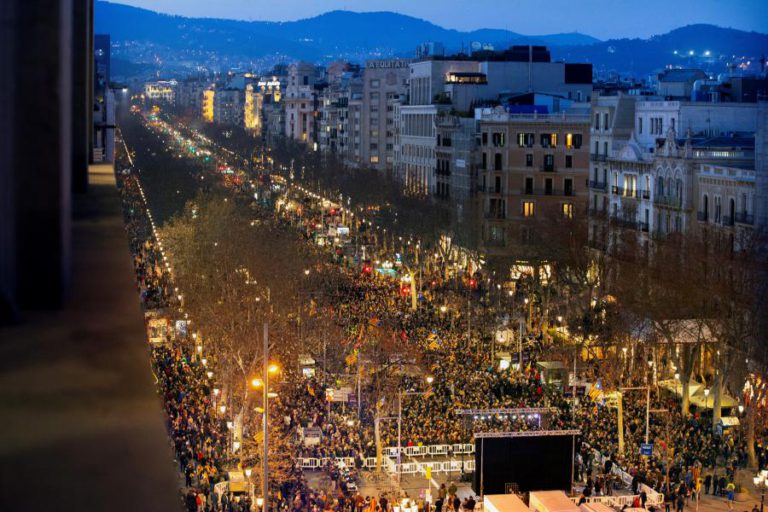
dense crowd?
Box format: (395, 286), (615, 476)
(120, 117), (762, 512)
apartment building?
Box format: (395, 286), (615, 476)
(361, 59), (410, 170)
(398, 59), (479, 195)
(477, 106), (591, 249)
(435, 115), (478, 201)
(213, 88), (244, 126)
(283, 62), (322, 143)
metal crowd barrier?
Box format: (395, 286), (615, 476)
(296, 443), (476, 475)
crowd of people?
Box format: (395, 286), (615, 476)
(119, 116), (763, 512)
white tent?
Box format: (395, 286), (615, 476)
(485, 494), (530, 512)
(529, 491), (580, 512)
(688, 387), (738, 409)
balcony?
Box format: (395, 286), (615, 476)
(722, 216), (735, 227)
(610, 216), (639, 230)
(541, 164), (556, 173)
(735, 212), (754, 225)
(521, 187), (560, 196)
(697, 211), (708, 222)
(654, 195), (683, 209)
(611, 186), (638, 199)
(591, 154), (607, 162)
(589, 180), (607, 191)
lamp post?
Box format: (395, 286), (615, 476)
(250, 323), (280, 512)
(754, 470), (768, 512)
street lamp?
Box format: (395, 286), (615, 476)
(754, 470), (768, 512)
(426, 376), (434, 385)
(256, 497), (264, 510)
(704, 387), (710, 412)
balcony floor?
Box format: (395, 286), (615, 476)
(0, 165), (181, 512)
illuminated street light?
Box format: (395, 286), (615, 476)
(251, 378), (264, 388)
(426, 376), (434, 384)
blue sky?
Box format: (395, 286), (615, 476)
(114, 0), (768, 39)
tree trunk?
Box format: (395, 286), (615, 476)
(682, 379), (690, 415)
(374, 415), (383, 473)
(712, 371), (723, 432)
(747, 402), (758, 468)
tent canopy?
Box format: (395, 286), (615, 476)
(484, 494), (530, 512)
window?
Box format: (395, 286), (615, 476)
(624, 175), (637, 197)
(494, 153), (502, 171)
(370, 92), (380, 102)
(562, 203), (573, 219)
(545, 178), (553, 195)
(525, 177), (533, 194)
(543, 154), (554, 171)
(603, 141), (608, 156)
(572, 134), (582, 149)
(495, 176), (502, 193)
(638, 117), (643, 134)
(594, 113), (600, 131)
(564, 178), (573, 196)
(565, 155), (573, 168)
(482, 153), (487, 170)
(603, 113), (609, 130)
(526, 154), (533, 167)
(523, 201), (535, 217)
(370, 79), (380, 88)
(541, 133), (553, 148)
(492, 132), (506, 147)
(482, 132), (488, 146)
(370, 155), (379, 163)
(517, 132), (534, 147)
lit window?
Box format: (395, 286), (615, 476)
(566, 133), (573, 148)
(562, 203), (573, 219)
(523, 201), (535, 217)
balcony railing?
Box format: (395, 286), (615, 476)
(735, 212), (754, 225)
(589, 180), (607, 190)
(697, 211), (708, 222)
(521, 187), (561, 196)
(541, 164), (556, 172)
(722, 216), (734, 227)
(610, 216), (639, 230)
(654, 195), (683, 209)
(591, 154), (607, 162)
(611, 186), (638, 198)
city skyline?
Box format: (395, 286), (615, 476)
(110, 0), (768, 39)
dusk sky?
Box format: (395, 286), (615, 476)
(113, 0), (768, 39)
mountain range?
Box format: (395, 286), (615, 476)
(96, 1), (768, 77)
